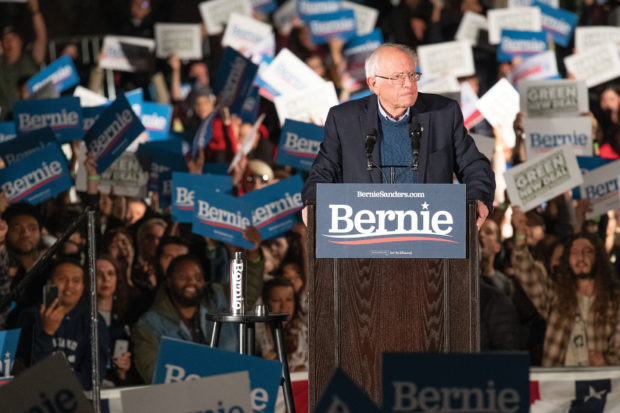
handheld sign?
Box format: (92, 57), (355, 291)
(26, 55), (79, 94)
(276, 119), (324, 170)
(212, 47), (259, 113)
(243, 174), (304, 239)
(199, 0), (253, 35)
(259, 48), (326, 96)
(535, 1), (578, 47)
(0, 122), (16, 143)
(518, 79), (588, 117)
(274, 81), (339, 126)
(487, 7), (542, 45)
(154, 23), (202, 60)
(221, 13), (274, 57)
(575, 26), (620, 52)
(0, 354), (94, 413)
(13, 96), (83, 143)
(251, 0), (276, 13)
(192, 189), (254, 249)
(460, 81), (484, 130)
(476, 78), (520, 130)
(455, 11), (487, 45)
(382, 353), (529, 413)
(341, 1), (378, 36)
(0, 127), (56, 166)
(504, 145), (582, 211)
(123, 372), (253, 413)
(140, 101), (172, 141)
(298, 0), (341, 20)
(580, 160), (620, 219)
(152, 337), (282, 413)
(73, 85), (109, 107)
(417, 40), (475, 79)
(100, 35), (155, 73)
(308, 9), (357, 45)
(172, 172), (233, 223)
(0, 143), (72, 205)
(82, 104), (108, 132)
(564, 43), (620, 89)
(506, 50), (559, 85)
(0, 329), (20, 384)
(191, 111), (215, 159)
(314, 369), (383, 413)
(316, 184), (466, 259)
(497, 30), (547, 62)
(97, 152), (150, 198)
(343, 29), (384, 92)
(524, 116), (593, 158)
(84, 93), (145, 174)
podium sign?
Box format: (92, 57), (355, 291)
(316, 183), (466, 259)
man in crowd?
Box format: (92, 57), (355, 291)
(15, 258), (108, 389)
(511, 206), (620, 366)
(302, 43), (495, 229)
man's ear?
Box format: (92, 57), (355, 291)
(367, 77), (377, 93)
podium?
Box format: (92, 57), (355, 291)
(306, 200), (480, 409)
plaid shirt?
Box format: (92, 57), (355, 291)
(511, 243), (620, 367)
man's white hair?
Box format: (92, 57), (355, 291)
(365, 43), (418, 78)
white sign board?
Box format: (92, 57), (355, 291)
(487, 7), (542, 45)
(455, 11), (488, 45)
(100, 36), (156, 72)
(581, 160), (620, 219)
(121, 372), (253, 413)
(342, 1), (379, 36)
(504, 145), (582, 211)
(575, 26), (620, 53)
(564, 43), (620, 88)
(199, 0), (253, 35)
(476, 78), (520, 129)
(506, 50), (559, 86)
(518, 79), (588, 117)
(417, 40), (475, 79)
(274, 81), (339, 125)
(524, 116), (593, 159)
(222, 13), (274, 56)
(155, 23), (202, 59)
(260, 48), (326, 95)
(417, 74), (460, 93)
(73, 85), (109, 107)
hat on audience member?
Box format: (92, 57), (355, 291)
(2, 202), (43, 228)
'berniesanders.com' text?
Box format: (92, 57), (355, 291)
(356, 191), (425, 198)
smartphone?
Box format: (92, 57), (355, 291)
(113, 339), (129, 358)
(43, 285), (59, 308)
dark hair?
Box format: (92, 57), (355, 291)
(556, 232), (619, 326)
(262, 277), (299, 320)
(165, 254), (205, 281)
(156, 236), (190, 260)
(96, 253), (132, 323)
(2, 202), (42, 228)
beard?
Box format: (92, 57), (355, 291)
(571, 264), (597, 280)
(169, 284), (204, 308)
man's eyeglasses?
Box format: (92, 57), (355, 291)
(246, 174), (270, 184)
(375, 72), (422, 85)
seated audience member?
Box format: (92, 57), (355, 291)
(256, 278), (308, 372)
(96, 254), (139, 387)
(132, 255), (236, 383)
(15, 259), (108, 389)
(511, 207), (620, 366)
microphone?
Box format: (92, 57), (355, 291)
(365, 129), (377, 171)
(410, 121), (422, 171)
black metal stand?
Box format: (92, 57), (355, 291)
(205, 312), (296, 413)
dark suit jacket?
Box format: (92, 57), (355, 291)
(301, 93), (496, 211)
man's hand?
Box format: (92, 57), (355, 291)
(243, 226), (262, 261)
(40, 299), (64, 336)
(511, 206), (528, 245)
(476, 200), (489, 231)
(589, 349), (606, 366)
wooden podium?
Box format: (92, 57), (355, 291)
(306, 200), (480, 410)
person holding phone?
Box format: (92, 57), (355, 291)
(15, 258), (109, 390)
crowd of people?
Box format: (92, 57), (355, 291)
(1, 0), (620, 393)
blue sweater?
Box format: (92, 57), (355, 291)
(379, 115), (417, 183)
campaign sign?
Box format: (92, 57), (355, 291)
(84, 93), (145, 174)
(138, 142), (187, 192)
(575, 26), (620, 52)
(251, 0), (276, 13)
(382, 353), (529, 413)
(534, 2), (578, 47)
(506, 50), (559, 86)
(455, 11), (487, 45)
(342, 1), (378, 36)
(0, 127), (56, 166)
(243, 174), (304, 239)
(152, 337), (282, 413)
(417, 40), (475, 79)
(157, 169), (172, 209)
(580, 160), (620, 219)
(126, 87), (143, 116)
(192, 188), (254, 249)
(460, 82), (484, 130)
(572, 156), (614, 200)
(504, 145), (582, 212)
(0, 354), (94, 412)
(154, 23), (202, 60)
(564, 43), (620, 89)
(82, 104), (107, 132)
(98, 152), (150, 198)
(524, 116), (592, 158)
(73, 85), (108, 107)
(100, 35), (156, 73)
(298, 0), (341, 20)
(140, 102), (171, 141)
(518, 79), (588, 117)
(314, 369), (383, 413)
(213, 47), (259, 113)
(316, 184), (466, 259)
(274, 81), (339, 126)
(13, 96), (83, 143)
(487, 7), (542, 45)
(0, 329), (20, 384)
(497, 30), (547, 62)
(122, 372), (253, 413)
(191, 111), (215, 159)
(239, 86), (261, 124)
(26, 55), (79, 94)
(343, 29), (383, 91)
(276, 119), (324, 170)
(308, 10), (357, 44)
(221, 13), (274, 57)
(172, 172), (233, 223)
(259, 48), (326, 96)
(199, 0), (253, 35)
(0, 122), (16, 143)
(0, 143), (72, 205)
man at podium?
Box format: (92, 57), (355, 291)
(302, 43), (495, 230)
